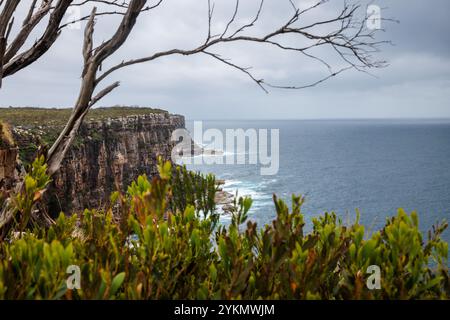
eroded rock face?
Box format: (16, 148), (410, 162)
(0, 148), (18, 190)
(52, 113), (184, 213)
(4, 113), (184, 214)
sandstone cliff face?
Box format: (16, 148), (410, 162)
(1, 112), (184, 214)
(0, 122), (19, 191)
(51, 113), (184, 213)
(0, 148), (18, 190)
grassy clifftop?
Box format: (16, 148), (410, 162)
(0, 106), (167, 128)
(0, 106), (169, 163)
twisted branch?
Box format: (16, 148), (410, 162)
(96, 0), (390, 92)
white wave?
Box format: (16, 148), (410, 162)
(224, 179), (244, 187)
(222, 181), (272, 202)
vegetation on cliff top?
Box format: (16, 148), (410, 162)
(0, 106), (167, 128)
(0, 106), (170, 165)
(0, 157), (448, 300)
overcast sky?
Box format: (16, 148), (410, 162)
(0, 0), (449, 120)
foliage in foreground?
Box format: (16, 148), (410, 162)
(0, 157), (448, 300)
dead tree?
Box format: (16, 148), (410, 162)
(51, 0), (389, 173)
(0, 0), (155, 237)
(0, 0), (154, 87)
(0, 0), (390, 237)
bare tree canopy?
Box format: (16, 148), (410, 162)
(95, 0), (390, 92)
(0, 0), (153, 87)
(0, 0), (390, 237)
(48, 0), (389, 177)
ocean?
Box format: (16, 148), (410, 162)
(184, 119), (450, 243)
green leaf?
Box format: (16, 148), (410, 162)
(110, 272), (126, 297)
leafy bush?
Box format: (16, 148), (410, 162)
(0, 158), (448, 299)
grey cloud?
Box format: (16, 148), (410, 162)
(0, 0), (449, 119)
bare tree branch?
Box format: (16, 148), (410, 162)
(205, 0), (216, 43)
(82, 7), (96, 77)
(0, 0), (20, 87)
(220, 0), (239, 38)
(2, 0), (73, 78)
(0, 0), (162, 83)
(204, 50), (268, 93)
(47, 0), (147, 176)
(3, 0), (53, 64)
(22, 0), (39, 26)
(58, 0), (163, 30)
(96, 0), (389, 92)
(89, 81), (120, 108)
(229, 0), (263, 38)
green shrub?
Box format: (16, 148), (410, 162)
(0, 158), (448, 299)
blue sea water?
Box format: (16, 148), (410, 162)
(184, 119), (450, 243)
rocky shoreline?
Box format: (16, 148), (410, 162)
(214, 179), (235, 213)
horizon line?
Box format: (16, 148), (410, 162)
(185, 117), (450, 121)
(2, 107), (449, 122)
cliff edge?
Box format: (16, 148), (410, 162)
(0, 107), (184, 214)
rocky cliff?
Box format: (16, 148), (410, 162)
(0, 148), (18, 190)
(0, 108), (184, 214)
(0, 122), (19, 191)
